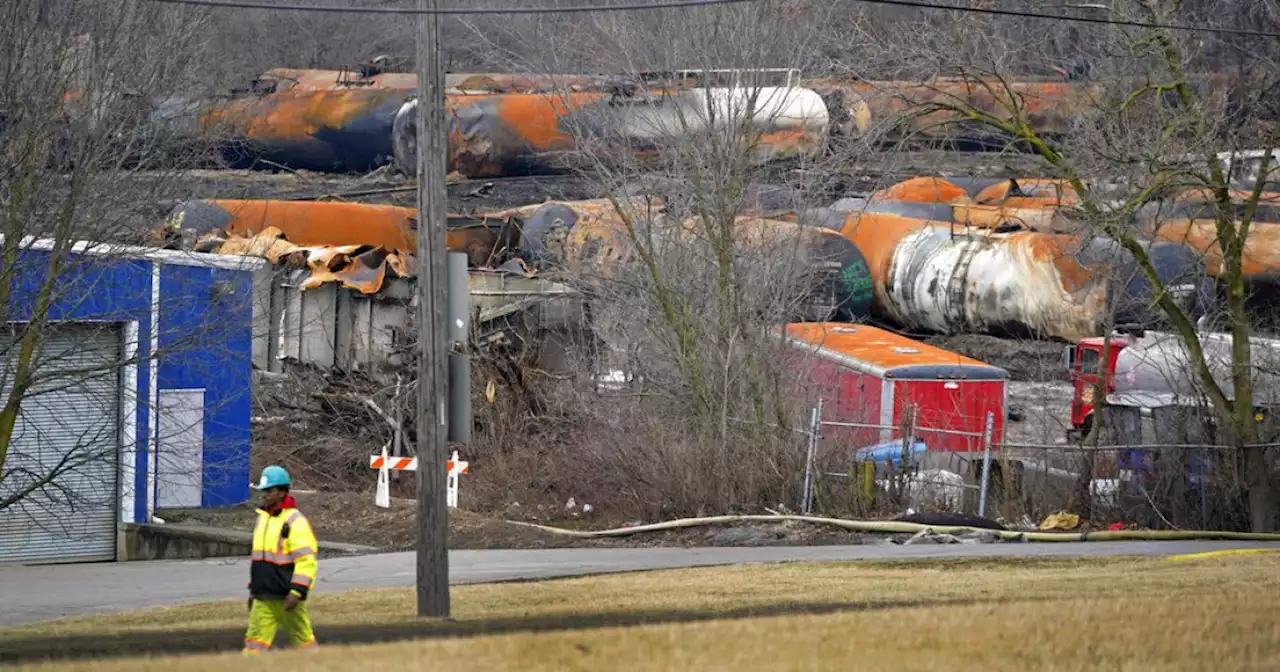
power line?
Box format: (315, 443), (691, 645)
(137, 0), (1280, 38)
(140, 0), (761, 14)
(856, 0), (1280, 38)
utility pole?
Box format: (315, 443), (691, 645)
(415, 0), (450, 619)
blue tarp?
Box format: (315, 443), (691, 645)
(854, 440), (928, 466)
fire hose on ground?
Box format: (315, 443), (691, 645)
(504, 514), (1280, 542)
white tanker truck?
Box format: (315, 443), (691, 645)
(1065, 328), (1280, 443)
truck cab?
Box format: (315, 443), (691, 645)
(1066, 329), (1280, 441)
(1065, 335), (1130, 436)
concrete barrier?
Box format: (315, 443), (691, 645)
(119, 523), (377, 561)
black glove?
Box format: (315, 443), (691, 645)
(247, 597), (254, 612)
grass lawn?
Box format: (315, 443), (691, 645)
(3, 554), (1279, 670)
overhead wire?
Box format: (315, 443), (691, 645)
(851, 0), (1280, 38)
(137, 0), (1280, 39)
(140, 0), (762, 15)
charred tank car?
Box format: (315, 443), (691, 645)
(512, 200), (873, 323)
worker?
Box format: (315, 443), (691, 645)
(243, 465), (319, 654)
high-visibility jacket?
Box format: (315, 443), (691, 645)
(248, 506), (318, 600)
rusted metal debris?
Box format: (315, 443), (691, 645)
(255, 67), (419, 94)
(197, 225), (415, 294)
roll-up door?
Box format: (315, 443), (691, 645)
(0, 323), (123, 564)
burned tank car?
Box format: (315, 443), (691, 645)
(516, 202), (874, 323)
(795, 225), (874, 322)
(1074, 238), (1212, 330)
(395, 94), (596, 179)
(829, 197), (956, 222)
(203, 88), (407, 173)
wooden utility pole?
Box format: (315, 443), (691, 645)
(415, 0), (451, 619)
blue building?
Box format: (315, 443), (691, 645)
(0, 239), (264, 564)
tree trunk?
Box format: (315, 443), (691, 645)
(1245, 446), (1276, 532)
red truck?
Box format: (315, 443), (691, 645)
(783, 322), (1008, 453)
(1066, 329), (1280, 440)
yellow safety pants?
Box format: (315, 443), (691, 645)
(242, 599), (318, 653)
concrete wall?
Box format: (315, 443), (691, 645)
(119, 522), (378, 561)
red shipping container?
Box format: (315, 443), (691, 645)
(782, 323), (1007, 454)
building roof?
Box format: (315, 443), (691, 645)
(783, 322), (1006, 380)
(0, 235), (267, 272)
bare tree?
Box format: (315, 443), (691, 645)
(830, 0), (1280, 530)
(434, 2), (888, 517)
(0, 0), (247, 529)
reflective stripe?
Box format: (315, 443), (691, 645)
(292, 573), (314, 588)
(251, 548), (312, 564)
(243, 639), (270, 652)
(298, 639), (319, 649)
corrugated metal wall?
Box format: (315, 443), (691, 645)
(0, 324), (122, 564)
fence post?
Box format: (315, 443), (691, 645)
(861, 459), (875, 512)
(897, 405), (917, 508)
(978, 411), (995, 518)
(800, 400), (822, 515)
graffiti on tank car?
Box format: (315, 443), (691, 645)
(840, 260), (876, 311)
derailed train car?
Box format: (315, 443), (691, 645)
(195, 88), (409, 173)
(799, 78), (1102, 146)
(162, 199), (519, 268)
(393, 85), (830, 178)
(829, 211), (1210, 341)
(1137, 187), (1280, 285)
(256, 67), (419, 93)
(258, 67), (617, 94)
(824, 176), (1082, 235)
(395, 91), (608, 178)
(863, 176), (1280, 319)
(503, 199), (874, 323)
(869, 176), (1280, 289)
(192, 81), (827, 177)
(1147, 218), (1280, 282)
(188, 66), (1110, 175)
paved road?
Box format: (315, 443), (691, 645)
(2, 541), (1277, 627)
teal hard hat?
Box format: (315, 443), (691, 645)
(253, 465), (292, 490)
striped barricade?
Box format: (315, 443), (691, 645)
(372, 448), (469, 508)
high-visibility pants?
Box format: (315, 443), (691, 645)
(242, 598), (318, 653)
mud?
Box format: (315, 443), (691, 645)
(921, 333), (1068, 382)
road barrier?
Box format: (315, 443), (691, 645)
(370, 447), (469, 509)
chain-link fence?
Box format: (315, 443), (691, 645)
(801, 402), (1279, 530)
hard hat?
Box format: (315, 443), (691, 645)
(253, 465), (292, 490)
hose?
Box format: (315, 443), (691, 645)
(503, 514), (1280, 542)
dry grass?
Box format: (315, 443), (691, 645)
(4, 555), (1279, 670)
